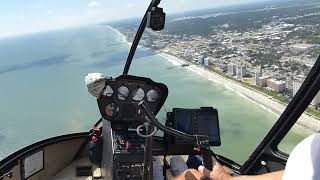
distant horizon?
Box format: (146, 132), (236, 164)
(0, 0), (281, 39)
(0, 0), (312, 39)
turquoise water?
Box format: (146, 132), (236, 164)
(0, 25), (310, 164)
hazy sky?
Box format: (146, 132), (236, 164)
(0, 0), (272, 38)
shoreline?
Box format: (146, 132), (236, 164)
(158, 51), (320, 133)
(109, 25), (320, 133)
(107, 26), (128, 43)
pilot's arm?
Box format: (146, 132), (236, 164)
(197, 162), (283, 180)
(175, 133), (320, 180)
(173, 161), (283, 180)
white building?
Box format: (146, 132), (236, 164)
(198, 55), (204, 64)
(267, 79), (286, 93)
(257, 76), (269, 87)
(236, 65), (247, 78)
(314, 94), (320, 106)
(227, 64), (237, 76)
(204, 57), (210, 66)
(293, 78), (320, 106)
(219, 63), (227, 72)
(255, 70), (262, 85)
(292, 78), (303, 95)
(183, 49), (192, 57)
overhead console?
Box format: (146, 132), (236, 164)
(97, 75), (168, 125)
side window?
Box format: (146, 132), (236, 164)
(278, 125), (313, 154)
(278, 77), (320, 154)
(277, 95), (318, 154)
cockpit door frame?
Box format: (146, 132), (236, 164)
(241, 55), (320, 174)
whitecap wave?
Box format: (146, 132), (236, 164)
(259, 104), (279, 117)
(236, 91), (247, 99)
(186, 67), (206, 77)
(186, 67), (198, 73)
(106, 26), (127, 43)
(224, 84), (235, 92)
(167, 58), (182, 66)
(208, 77), (220, 84)
(158, 54), (182, 66)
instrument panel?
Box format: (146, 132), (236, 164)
(97, 75), (168, 123)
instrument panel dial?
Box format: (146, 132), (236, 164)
(103, 85), (114, 97)
(147, 89), (159, 103)
(132, 88), (145, 101)
(117, 86), (129, 100)
(97, 75), (168, 123)
(105, 103), (119, 117)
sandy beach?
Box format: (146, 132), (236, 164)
(158, 52), (320, 133)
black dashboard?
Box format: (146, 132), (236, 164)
(97, 75), (168, 124)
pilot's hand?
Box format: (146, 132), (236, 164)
(198, 160), (232, 180)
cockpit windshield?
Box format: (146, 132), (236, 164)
(0, 0), (319, 165)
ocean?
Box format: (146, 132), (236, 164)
(0, 25), (311, 164)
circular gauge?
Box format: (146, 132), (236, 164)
(103, 85), (114, 97)
(105, 103), (119, 117)
(132, 88), (145, 101)
(147, 89), (159, 103)
(117, 86), (129, 100)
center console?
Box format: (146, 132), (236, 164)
(102, 121), (147, 180)
(97, 75), (221, 180)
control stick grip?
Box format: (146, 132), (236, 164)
(202, 148), (213, 170)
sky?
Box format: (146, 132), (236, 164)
(0, 0), (273, 38)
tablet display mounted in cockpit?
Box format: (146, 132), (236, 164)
(173, 107), (221, 146)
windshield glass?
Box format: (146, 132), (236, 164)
(0, 0), (319, 165)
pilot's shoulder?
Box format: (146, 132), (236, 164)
(295, 133), (320, 150)
(283, 133), (320, 180)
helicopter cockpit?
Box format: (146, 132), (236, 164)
(89, 73), (221, 179)
(83, 1), (320, 179)
(1, 0), (320, 180)
(82, 1), (225, 179)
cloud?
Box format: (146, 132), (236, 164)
(88, 1), (100, 8)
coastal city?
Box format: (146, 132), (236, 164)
(114, 2), (320, 116)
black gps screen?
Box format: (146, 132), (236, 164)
(174, 107), (221, 146)
(175, 110), (193, 135)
